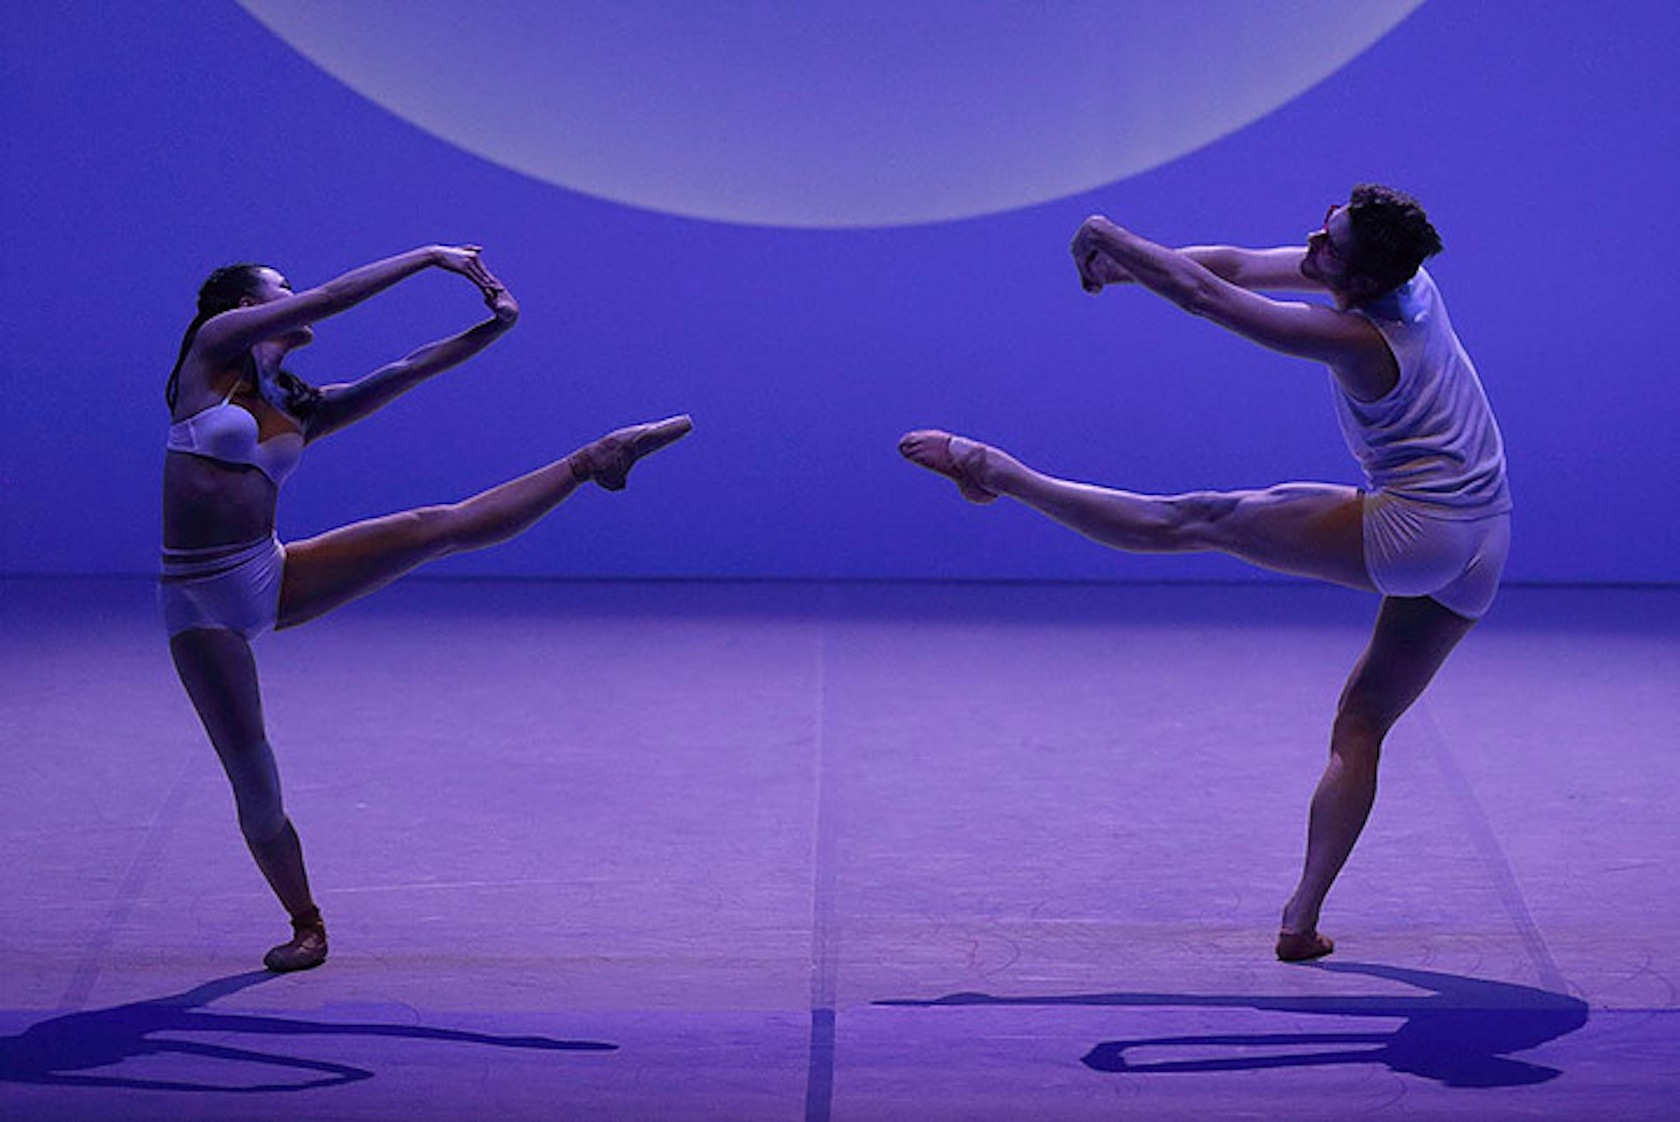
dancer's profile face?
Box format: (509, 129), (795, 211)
(1303, 204), (1362, 290)
(243, 268), (314, 348)
(1319, 205), (1358, 266)
(241, 268), (294, 306)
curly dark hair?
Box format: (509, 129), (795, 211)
(1345, 183), (1443, 295)
(166, 263), (321, 418)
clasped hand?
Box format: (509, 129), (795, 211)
(432, 244), (519, 325)
(1071, 215), (1135, 293)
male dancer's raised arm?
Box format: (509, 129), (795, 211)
(1081, 242), (1320, 294)
(1071, 214), (1396, 401)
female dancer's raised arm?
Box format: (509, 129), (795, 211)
(304, 271), (521, 442)
(187, 244), (492, 374)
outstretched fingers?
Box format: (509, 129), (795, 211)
(471, 260), (519, 322)
(432, 244), (485, 278)
(467, 256), (502, 294)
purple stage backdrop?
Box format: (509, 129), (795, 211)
(2, 2), (1675, 583)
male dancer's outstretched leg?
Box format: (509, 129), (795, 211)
(900, 430), (1368, 588)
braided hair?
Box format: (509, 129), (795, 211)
(166, 263), (322, 419)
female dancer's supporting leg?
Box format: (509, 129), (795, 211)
(171, 628), (324, 970)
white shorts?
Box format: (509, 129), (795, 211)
(158, 535), (286, 639)
(1361, 492), (1510, 620)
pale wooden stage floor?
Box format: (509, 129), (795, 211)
(1, 578), (1675, 1120)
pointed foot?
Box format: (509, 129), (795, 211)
(576, 414), (694, 491)
(898, 429), (997, 504)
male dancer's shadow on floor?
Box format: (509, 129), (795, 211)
(0, 971), (616, 1093)
(878, 961), (1588, 1088)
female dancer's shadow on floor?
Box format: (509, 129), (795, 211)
(0, 971), (616, 1093)
(878, 961), (1587, 1088)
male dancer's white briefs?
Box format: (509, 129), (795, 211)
(1361, 491), (1510, 620)
(159, 535), (286, 639)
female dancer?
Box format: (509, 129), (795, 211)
(162, 245), (690, 970)
(901, 185), (1509, 961)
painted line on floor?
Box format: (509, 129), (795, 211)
(57, 758), (195, 1012)
(805, 589), (840, 1122)
(1418, 705), (1568, 992)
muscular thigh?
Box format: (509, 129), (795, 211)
(170, 628), (267, 751)
(1195, 483), (1374, 591)
(279, 507), (451, 630)
(1339, 595), (1477, 733)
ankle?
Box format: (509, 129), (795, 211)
(958, 441), (1012, 497)
(1280, 897), (1318, 934)
(290, 905), (324, 932)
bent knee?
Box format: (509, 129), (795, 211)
(1332, 699), (1393, 757)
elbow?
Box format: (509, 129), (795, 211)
(1176, 275), (1222, 319)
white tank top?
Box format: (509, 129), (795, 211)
(1333, 268), (1511, 517)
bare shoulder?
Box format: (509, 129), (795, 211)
(1326, 311), (1399, 401)
(170, 351), (244, 418)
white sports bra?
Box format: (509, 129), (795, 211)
(166, 387), (303, 486)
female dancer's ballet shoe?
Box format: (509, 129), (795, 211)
(572, 415), (694, 491)
(263, 913), (328, 972)
(1275, 929), (1335, 962)
(898, 430), (998, 504)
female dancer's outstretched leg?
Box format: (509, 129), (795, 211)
(280, 416), (691, 627)
(901, 430), (1475, 959)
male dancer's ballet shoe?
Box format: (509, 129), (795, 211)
(571, 415), (694, 491)
(1275, 929), (1335, 962)
(263, 911), (328, 972)
(898, 430), (998, 504)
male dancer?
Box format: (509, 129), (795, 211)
(902, 185), (1510, 960)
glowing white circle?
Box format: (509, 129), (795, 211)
(238, 1), (1423, 229)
